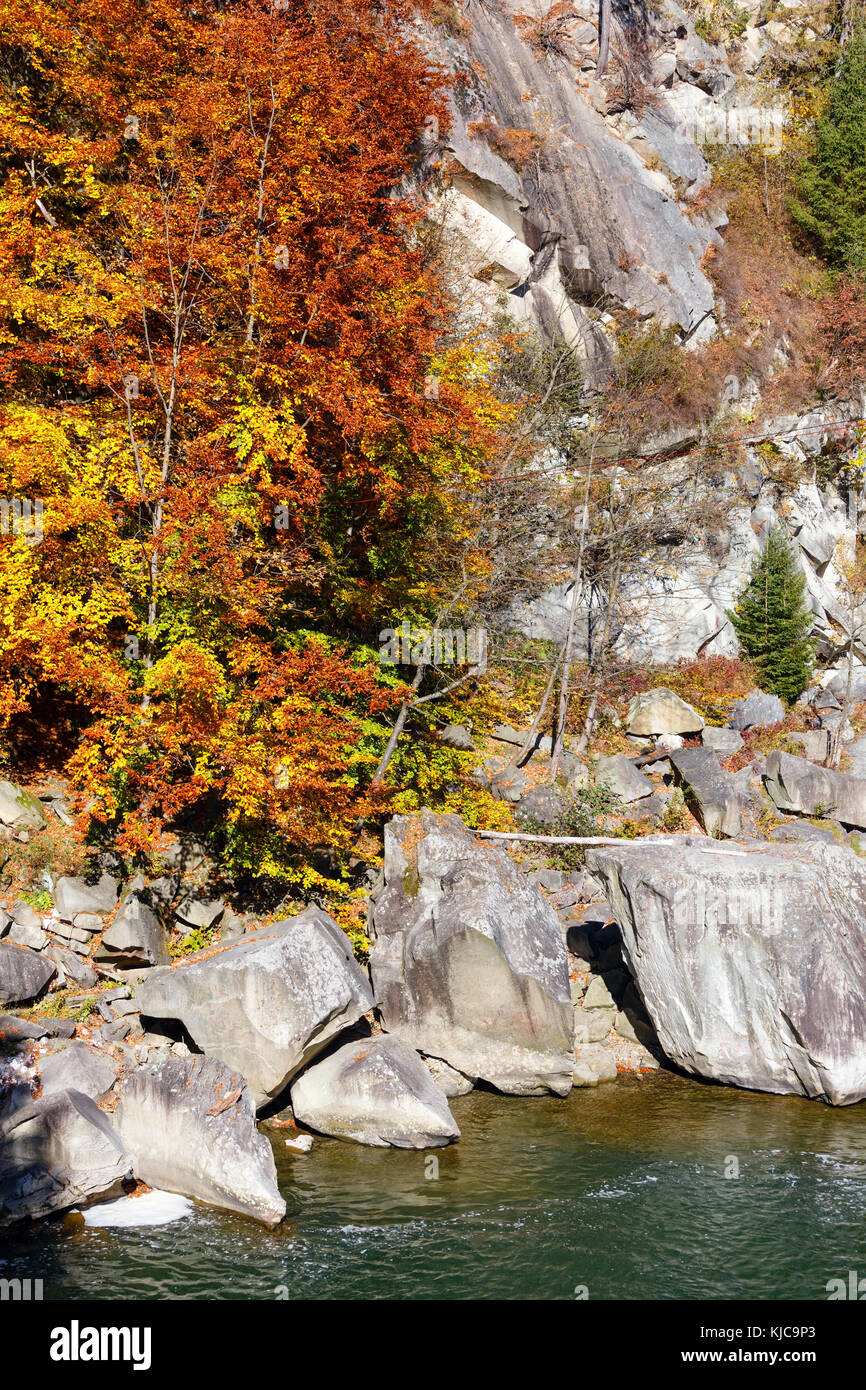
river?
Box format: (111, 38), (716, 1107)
(4, 1070), (865, 1300)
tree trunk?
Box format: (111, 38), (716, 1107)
(597, 0), (611, 77)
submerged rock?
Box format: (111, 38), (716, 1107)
(369, 811), (574, 1097)
(115, 1054), (285, 1226)
(586, 839), (866, 1105)
(291, 1036), (460, 1149)
(137, 907), (373, 1109)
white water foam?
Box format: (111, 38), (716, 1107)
(82, 1190), (194, 1228)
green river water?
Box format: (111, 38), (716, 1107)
(3, 1070), (866, 1301)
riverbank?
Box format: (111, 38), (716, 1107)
(3, 1073), (865, 1301)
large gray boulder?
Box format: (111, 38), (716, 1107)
(626, 688), (704, 736)
(53, 874), (118, 922)
(669, 746), (746, 837)
(0, 1090), (130, 1225)
(595, 753), (654, 804)
(137, 908), (373, 1108)
(290, 1035), (460, 1149)
(0, 781), (45, 830)
(94, 894), (169, 969)
(115, 1054), (285, 1226)
(369, 812), (574, 1096)
(0, 941), (55, 1005)
(37, 1042), (118, 1102)
(765, 750), (866, 829)
(586, 839), (866, 1105)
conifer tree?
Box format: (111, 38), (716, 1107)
(726, 528), (815, 703)
(789, 20), (866, 272)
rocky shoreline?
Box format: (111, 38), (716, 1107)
(5, 679), (866, 1227)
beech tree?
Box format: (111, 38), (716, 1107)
(0, 0), (505, 916)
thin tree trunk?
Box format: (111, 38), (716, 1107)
(597, 0), (611, 77)
(575, 559), (621, 756)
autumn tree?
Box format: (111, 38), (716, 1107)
(0, 0), (503, 920)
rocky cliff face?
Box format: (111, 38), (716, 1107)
(418, 0), (828, 370)
(420, 1), (857, 672)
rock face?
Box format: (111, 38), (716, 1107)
(369, 812), (574, 1096)
(0, 1090), (130, 1224)
(626, 688), (704, 736)
(291, 1036), (460, 1149)
(94, 894), (169, 969)
(670, 746), (745, 837)
(586, 839), (866, 1104)
(0, 941), (56, 1005)
(137, 908), (374, 1108)
(115, 1054), (285, 1226)
(765, 751), (866, 830)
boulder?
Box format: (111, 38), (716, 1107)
(0, 941), (55, 1005)
(53, 874), (118, 922)
(9, 902), (43, 930)
(765, 751), (866, 830)
(701, 726), (744, 756)
(0, 1014), (48, 1043)
(291, 1035), (460, 1148)
(595, 753), (654, 804)
(94, 894), (169, 969)
(7, 922), (48, 951)
(0, 781), (46, 830)
(0, 1090), (130, 1225)
(114, 1054), (285, 1226)
(37, 1042), (118, 1101)
(369, 811), (574, 1096)
(586, 839), (866, 1104)
(515, 785), (564, 826)
(728, 691), (784, 730)
(137, 907), (373, 1108)
(44, 945), (97, 988)
(669, 746), (746, 837)
(572, 1045), (618, 1086)
(770, 822), (839, 846)
(440, 724), (475, 751)
(174, 896), (224, 931)
(626, 687), (704, 736)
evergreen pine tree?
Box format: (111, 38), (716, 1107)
(726, 527), (815, 703)
(789, 22), (866, 272)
